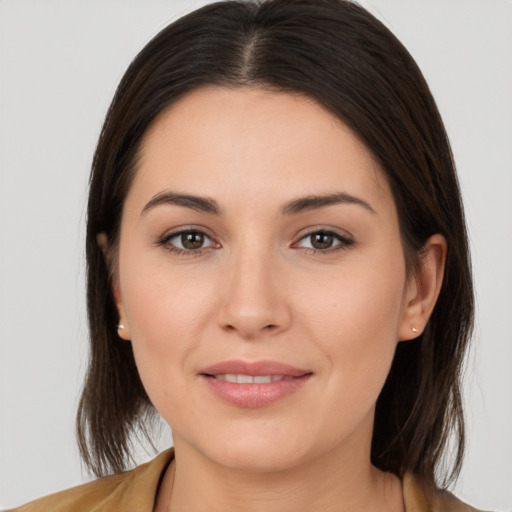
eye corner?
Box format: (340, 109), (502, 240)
(156, 226), (221, 255)
(292, 228), (355, 253)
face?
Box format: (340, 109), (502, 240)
(114, 86), (415, 473)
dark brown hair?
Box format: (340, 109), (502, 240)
(77, 0), (474, 489)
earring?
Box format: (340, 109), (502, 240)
(411, 326), (419, 333)
(117, 324), (125, 330)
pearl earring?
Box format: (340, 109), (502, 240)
(117, 324), (125, 330)
(412, 326), (419, 333)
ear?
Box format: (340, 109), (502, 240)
(97, 233), (131, 341)
(398, 234), (447, 341)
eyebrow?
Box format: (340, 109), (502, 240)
(281, 192), (376, 215)
(140, 190), (376, 217)
(141, 191), (222, 216)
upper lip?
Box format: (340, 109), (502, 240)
(200, 359), (311, 377)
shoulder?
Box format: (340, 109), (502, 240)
(11, 449), (174, 512)
(403, 473), (490, 512)
(12, 472), (135, 512)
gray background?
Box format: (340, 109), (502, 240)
(1, 0), (511, 510)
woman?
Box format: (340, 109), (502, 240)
(12, 0), (487, 510)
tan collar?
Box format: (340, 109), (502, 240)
(402, 472), (481, 512)
(114, 448), (479, 512)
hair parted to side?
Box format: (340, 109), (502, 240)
(78, 0), (474, 489)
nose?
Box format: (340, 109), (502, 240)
(217, 248), (291, 339)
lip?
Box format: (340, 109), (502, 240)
(199, 359), (312, 408)
(201, 359), (311, 377)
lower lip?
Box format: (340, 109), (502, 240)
(201, 375), (311, 408)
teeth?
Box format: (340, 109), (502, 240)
(214, 374), (286, 384)
(254, 375), (272, 383)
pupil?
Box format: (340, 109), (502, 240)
(182, 232), (204, 249)
(311, 233), (333, 249)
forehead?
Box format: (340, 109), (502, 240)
(130, 86), (392, 214)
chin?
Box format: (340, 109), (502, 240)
(175, 425), (313, 474)
(210, 442), (309, 474)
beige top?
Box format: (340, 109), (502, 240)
(12, 449), (485, 512)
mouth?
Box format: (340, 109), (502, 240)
(199, 360), (312, 408)
(200, 359), (311, 378)
(206, 374), (297, 384)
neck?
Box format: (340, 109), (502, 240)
(159, 431), (404, 512)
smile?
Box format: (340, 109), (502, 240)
(211, 374), (295, 383)
(199, 360), (312, 408)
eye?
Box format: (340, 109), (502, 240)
(294, 230), (353, 252)
(159, 229), (219, 254)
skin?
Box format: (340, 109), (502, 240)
(108, 86), (446, 512)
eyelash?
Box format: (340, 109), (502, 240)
(157, 228), (219, 257)
(157, 228), (354, 256)
(293, 229), (354, 255)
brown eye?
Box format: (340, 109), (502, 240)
(162, 229), (218, 253)
(294, 229), (353, 253)
(181, 231), (205, 250)
(310, 232), (334, 249)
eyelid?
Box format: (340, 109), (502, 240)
(291, 227), (354, 251)
(158, 224), (217, 240)
(157, 225), (221, 253)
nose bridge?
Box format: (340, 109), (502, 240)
(218, 236), (289, 338)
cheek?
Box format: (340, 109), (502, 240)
(118, 253), (217, 396)
(295, 251), (406, 401)
(297, 251), (406, 337)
